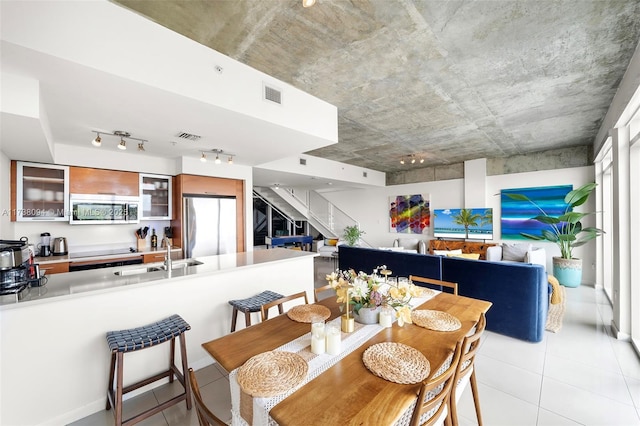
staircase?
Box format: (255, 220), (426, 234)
(253, 187), (363, 242)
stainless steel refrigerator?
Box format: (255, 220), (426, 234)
(183, 195), (237, 258)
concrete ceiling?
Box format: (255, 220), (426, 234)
(114, 0), (640, 174)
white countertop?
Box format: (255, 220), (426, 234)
(1, 248), (317, 309)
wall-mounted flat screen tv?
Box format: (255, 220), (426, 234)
(433, 208), (493, 240)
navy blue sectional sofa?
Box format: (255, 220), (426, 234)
(338, 246), (549, 342)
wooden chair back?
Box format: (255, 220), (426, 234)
(409, 275), (458, 295)
(410, 341), (462, 426)
(450, 313), (487, 426)
(188, 368), (226, 426)
(314, 283), (334, 302)
(260, 291), (309, 321)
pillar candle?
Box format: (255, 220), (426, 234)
(379, 310), (393, 328)
(325, 325), (341, 355)
(311, 332), (326, 354)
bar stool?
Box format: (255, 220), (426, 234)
(228, 290), (284, 332)
(105, 314), (192, 426)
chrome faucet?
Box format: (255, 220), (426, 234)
(164, 237), (172, 272)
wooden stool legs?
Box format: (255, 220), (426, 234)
(106, 333), (191, 426)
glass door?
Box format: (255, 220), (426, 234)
(140, 174), (172, 220)
(16, 162), (69, 221)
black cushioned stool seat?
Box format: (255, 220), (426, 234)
(105, 314), (192, 426)
(228, 290), (284, 332)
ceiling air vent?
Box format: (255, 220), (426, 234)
(175, 132), (201, 141)
(299, 158), (307, 165)
(263, 83), (282, 105)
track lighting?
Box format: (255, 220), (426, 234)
(274, 183), (280, 189)
(90, 130), (147, 152)
(400, 154), (425, 165)
(302, 0), (316, 7)
(204, 149), (234, 165)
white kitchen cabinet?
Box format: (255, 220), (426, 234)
(139, 173), (172, 220)
(13, 161), (69, 221)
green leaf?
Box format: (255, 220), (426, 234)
(565, 183), (597, 206)
(520, 232), (546, 240)
(541, 230), (559, 242)
(534, 215), (560, 224)
(558, 212), (588, 223)
(504, 193), (531, 201)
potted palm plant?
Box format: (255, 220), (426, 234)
(505, 183), (603, 287)
(343, 225), (365, 246)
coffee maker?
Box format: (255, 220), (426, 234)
(39, 232), (51, 257)
(0, 239), (33, 300)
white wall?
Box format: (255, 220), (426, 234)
(0, 151), (15, 238)
(322, 165), (597, 284)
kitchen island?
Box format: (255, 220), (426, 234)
(0, 248), (316, 426)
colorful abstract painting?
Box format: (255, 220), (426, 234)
(389, 194), (430, 234)
(501, 185), (572, 240)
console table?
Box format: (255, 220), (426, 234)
(428, 239), (496, 260)
(265, 235), (313, 251)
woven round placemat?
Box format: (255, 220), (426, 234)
(411, 310), (462, 331)
(287, 304), (331, 323)
(362, 342), (430, 384)
(236, 351), (308, 397)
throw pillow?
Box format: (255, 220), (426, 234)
(326, 238), (339, 246)
(433, 249), (463, 256)
(448, 253), (481, 260)
(502, 243), (531, 262)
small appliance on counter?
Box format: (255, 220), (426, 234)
(52, 237), (68, 256)
(38, 232), (51, 257)
(1, 238), (45, 302)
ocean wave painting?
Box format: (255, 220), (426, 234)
(501, 185), (572, 240)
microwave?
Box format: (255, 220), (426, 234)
(70, 194), (140, 225)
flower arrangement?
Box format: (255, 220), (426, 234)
(326, 265), (422, 326)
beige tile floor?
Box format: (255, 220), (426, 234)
(70, 257), (640, 425)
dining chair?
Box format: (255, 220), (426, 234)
(409, 275), (458, 295)
(260, 291), (309, 321)
(314, 283), (334, 302)
(410, 340), (463, 426)
(450, 312), (486, 426)
(188, 368), (226, 426)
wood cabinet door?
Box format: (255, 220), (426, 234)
(69, 167), (139, 196)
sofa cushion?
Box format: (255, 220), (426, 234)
(448, 252), (481, 260)
(433, 249), (462, 256)
(502, 243), (531, 262)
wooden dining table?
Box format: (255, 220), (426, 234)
(202, 292), (491, 425)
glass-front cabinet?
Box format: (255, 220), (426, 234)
(15, 162), (69, 221)
(140, 173), (172, 220)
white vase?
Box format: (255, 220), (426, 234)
(353, 306), (381, 324)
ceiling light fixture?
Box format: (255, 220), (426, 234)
(204, 149), (234, 165)
(90, 130), (147, 152)
(274, 183), (280, 189)
(420, 158), (425, 164)
(400, 158), (405, 165)
(302, 0), (316, 7)
(411, 155), (416, 164)
(91, 133), (102, 147)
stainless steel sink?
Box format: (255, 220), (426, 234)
(113, 260), (203, 276)
(169, 260), (203, 269)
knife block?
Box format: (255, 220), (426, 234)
(136, 239), (147, 251)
